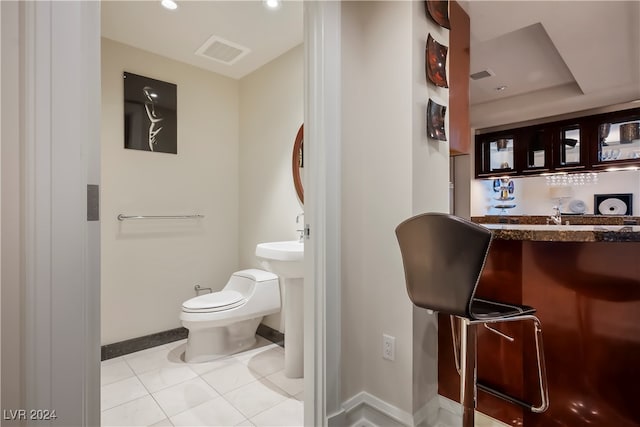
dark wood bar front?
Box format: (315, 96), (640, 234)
(438, 236), (640, 426)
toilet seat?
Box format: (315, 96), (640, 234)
(182, 290), (246, 313)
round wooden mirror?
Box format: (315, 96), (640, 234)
(292, 124), (304, 204)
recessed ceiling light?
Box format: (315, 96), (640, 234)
(495, 85), (507, 92)
(161, 0), (178, 11)
(263, 0), (281, 10)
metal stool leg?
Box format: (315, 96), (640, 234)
(451, 314), (549, 425)
(460, 318), (477, 427)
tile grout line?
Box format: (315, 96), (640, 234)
(218, 375), (291, 422)
(102, 340), (301, 427)
(103, 353), (175, 425)
(146, 356), (261, 424)
(143, 374), (173, 425)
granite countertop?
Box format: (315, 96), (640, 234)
(473, 215), (640, 226)
(483, 223), (640, 242)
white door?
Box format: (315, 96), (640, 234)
(1, 2), (101, 425)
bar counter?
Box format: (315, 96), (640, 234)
(473, 214), (640, 226)
(438, 222), (640, 426)
(483, 223), (640, 242)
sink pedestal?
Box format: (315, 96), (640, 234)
(255, 240), (305, 380)
(283, 277), (303, 378)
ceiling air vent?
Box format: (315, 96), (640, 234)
(470, 69), (495, 80)
(195, 35), (251, 65)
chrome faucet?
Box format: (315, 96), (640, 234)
(547, 206), (562, 225)
(296, 212), (305, 242)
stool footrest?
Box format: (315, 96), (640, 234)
(451, 314), (549, 414)
(477, 382), (534, 411)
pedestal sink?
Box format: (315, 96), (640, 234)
(255, 240), (304, 378)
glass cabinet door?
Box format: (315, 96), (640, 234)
(598, 118), (640, 163)
(558, 125), (581, 167)
(481, 137), (514, 173)
(524, 129), (547, 170)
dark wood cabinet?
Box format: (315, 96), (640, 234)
(589, 109), (640, 169)
(440, 239), (640, 426)
(474, 107), (640, 178)
(448, 0), (470, 156)
(475, 133), (517, 177)
(521, 126), (552, 174)
(555, 122), (586, 170)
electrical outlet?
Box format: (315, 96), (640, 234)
(382, 334), (395, 361)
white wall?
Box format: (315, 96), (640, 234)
(239, 45), (304, 332)
(340, 1), (449, 418)
(471, 170), (640, 217)
(410, 0), (450, 418)
(101, 39), (240, 344)
(341, 1), (413, 412)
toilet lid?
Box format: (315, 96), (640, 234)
(182, 290), (245, 312)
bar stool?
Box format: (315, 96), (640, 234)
(395, 212), (549, 426)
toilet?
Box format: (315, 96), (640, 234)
(180, 269), (281, 363)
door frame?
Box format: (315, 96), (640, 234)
(7, 1), (102, 425)
(304, 1), (342, 425)
(5, 1), (343, 425)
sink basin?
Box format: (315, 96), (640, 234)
(255, 240), (305, 378)
(255, 240), (303, 262)
(256, 240), (303, 278)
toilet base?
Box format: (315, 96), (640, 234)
(183, 317), (262, 363)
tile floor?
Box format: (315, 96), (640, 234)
(101, 337), (303, 427)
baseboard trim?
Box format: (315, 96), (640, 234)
(101, 323), (284, 361)
(327, 408), (347, 427)
(437, 395), (510, 427)
(413, 397), (440, 426)
(334, 392), (507, 427)
(339, 391), (434, 427)
(101, 327), (188, 361)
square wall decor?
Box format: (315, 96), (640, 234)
(124, 72), (177, 154)
(594, 193), (633, 215)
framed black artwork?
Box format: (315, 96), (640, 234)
(124, 72), (177, 154)
(594, 193), (633, 215)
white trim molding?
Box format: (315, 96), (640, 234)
(413, 397), (441, 426)
(437, 395), (511, 427)
(21, 2), (101, 425)
(342, 392), (414, 426)
(304, 1), (342, 426)
(332, 392), (509, 427)
(1, 0), (23, 414)
(336, 392), (439, 427)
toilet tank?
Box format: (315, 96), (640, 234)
(226, 269), (279, 296)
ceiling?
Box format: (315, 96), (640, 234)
(102, 1), (640, 129)
(464, 1), (640, 129)
(101, 0), (303, 80)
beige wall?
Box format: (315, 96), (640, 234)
(101, 39), (240, 344)
(340, 1), (449, 416)
(239, 45), (304, 332)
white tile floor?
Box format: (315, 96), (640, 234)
(101, 337), (303, 427)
